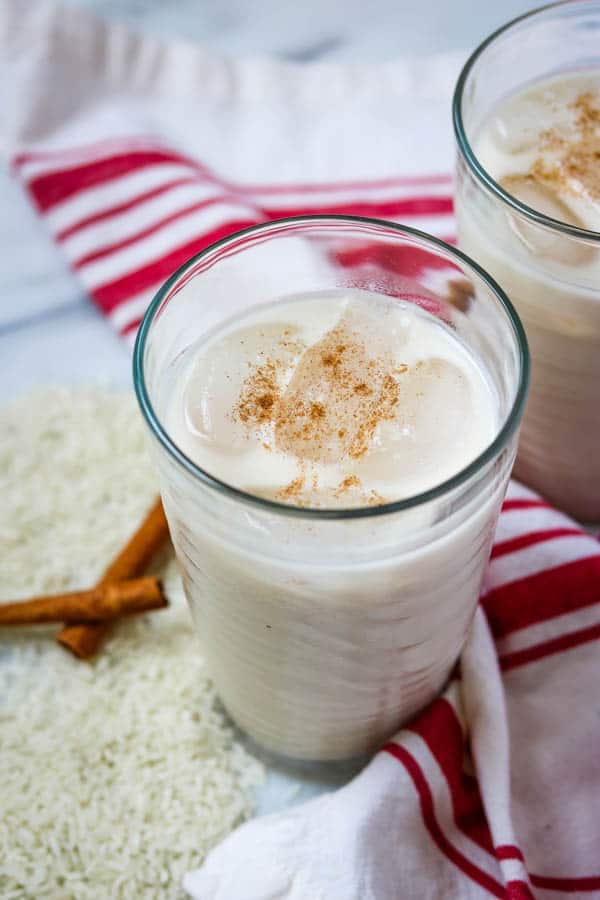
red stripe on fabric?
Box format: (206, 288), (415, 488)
(74, 192), (449, 268)
(13, 137), (166, 167)
(16, 139), (451, 191)
(258, 195), (454, 219)
(56, 176), (201, 241)
(500, 621), (600, 671)
(27, 150), (204, 211)
(407, 698), (494, 856)
(383, 743), (505, 898)
(333, 242), (459, 273)
(73, 196), (253, 266)
(501, 498), (550, 512)
(530, 873), (600, 891)
(90, 218), (259, 312)
(495, 846), (525, 862)
(19, 144), (453, 210)
(491, 528), (583, 560)
(89, 197), (458, 316)
(506, 881), (536, 900)
(483, 556), (600, 638)
(121, 316), (144, 337)
(101, 236), (459, 325)
(385, 735), (597, 896)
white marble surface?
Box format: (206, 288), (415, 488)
(1, 0), (542, 405)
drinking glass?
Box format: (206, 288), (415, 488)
(134, 215), (528, 760)
(454, 0), (600, 520)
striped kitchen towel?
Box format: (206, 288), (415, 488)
(1, 0), (459, 343)
(2, 2), (599, 898)
(185, 481), (600, 900)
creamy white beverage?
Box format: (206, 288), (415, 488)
(170, 291), (495, 509)
(162, 289), (504, 759)
(457, 71), (600, 519)
(135, 217), (525, 762)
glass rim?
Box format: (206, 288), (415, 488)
(452, 0), (600, 244)
(133, 214), (530, 521)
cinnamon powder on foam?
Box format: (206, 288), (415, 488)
(532, 90), (600, 203)
(234, 318), (402, 506)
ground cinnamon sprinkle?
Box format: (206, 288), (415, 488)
(336, 475), (361, 493)
(237, 360), (280, 425)
(574, 90), (600, 132)
(333, 476), (388, 507)
(273, 472), (389, 508)
(273, 319), (401, 464)
(347, 371), (399, 459)
(277, 474), (305, 501)
(532, 89), (600, 203)
(321, 343), (347, 375)
(348, 423), (371, 460)
(234, 314), (405, 505)
(367, 490), (388, 506)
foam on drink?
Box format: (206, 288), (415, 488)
(480, 75), (600, 216)
(170, 290), (496, 509)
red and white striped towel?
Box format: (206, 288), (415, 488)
(2, 3), (599, 897)
(1, 0), (459, 343)
(185, 482), (600, 900)
(12, 140), (455, 341)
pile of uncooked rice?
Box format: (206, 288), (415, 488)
(0, 388), (264, 900)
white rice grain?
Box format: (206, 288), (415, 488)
(0, 388), (264, 900)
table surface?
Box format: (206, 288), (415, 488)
(1, 0), (542, 406)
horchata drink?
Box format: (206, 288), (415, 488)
(170, 293), (496, 509)
(134, 217), (528, 761)
(454, 1), (600, 520)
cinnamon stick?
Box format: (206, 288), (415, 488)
(57, 498), (171, 659)
(0, 576), (166, 626)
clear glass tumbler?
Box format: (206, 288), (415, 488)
(134, 216), (528, 761)
(454, 0), (600, 521)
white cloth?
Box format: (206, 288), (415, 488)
(183, 480), (600, 898)
(184, 487), (600, 899)
(183, 610), (513, 900)
(0, 0), (459, 341)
